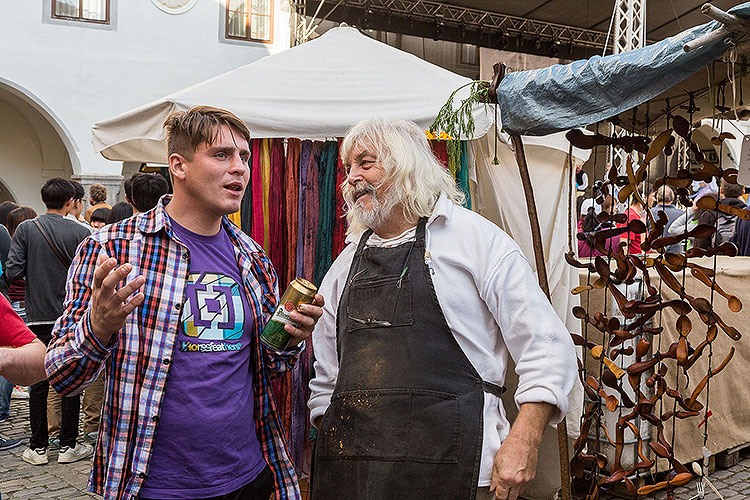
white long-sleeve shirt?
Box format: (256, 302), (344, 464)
(309, 193), (577, 486)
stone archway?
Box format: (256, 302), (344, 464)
(0, 79), (80, 214)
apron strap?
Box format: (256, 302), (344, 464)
(355, 228), (374, 255)
(482, 380), (507, 398)
(415, 217), (428, 245)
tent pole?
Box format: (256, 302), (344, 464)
(509, 134), (572, 500)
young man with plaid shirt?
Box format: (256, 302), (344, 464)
(46, 106), (323, 500)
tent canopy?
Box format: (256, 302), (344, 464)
(497, 2), (750, 136)
(92, 27), (492, 164)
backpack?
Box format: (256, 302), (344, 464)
(715, 212), (737, 245)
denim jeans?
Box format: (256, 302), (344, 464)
(0, 375), (11, 419)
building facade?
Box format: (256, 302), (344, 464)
(0, 0), (293, 214)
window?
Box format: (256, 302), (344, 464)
(459, 44), (479, 66)
(226, 0), (273, 43)
(52, 0), (109, 23)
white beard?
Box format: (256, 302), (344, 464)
(348, 183), (401, 230)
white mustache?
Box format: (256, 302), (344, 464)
(350, 183), (376, 203)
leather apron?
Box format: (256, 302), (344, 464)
(311, 218), (504, 500)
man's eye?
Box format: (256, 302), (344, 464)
(216, 152), (227, 159)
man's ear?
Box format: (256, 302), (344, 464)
(168, 153), (187, 182)
(63, 198), (75, 214)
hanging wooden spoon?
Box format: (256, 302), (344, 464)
(663, 253), (716, 277)
(685, 241), (738, 258)
(590, 345), (626, 379)
(696, 195), (750, 221)
(651, 224), (716, 250)
(690, 267), (742, 312)
(673, 115), (691, 139)
(644, 129), (673, 163)
(710, 132), (736, 144)
(686, 347), (735, 411)
(587, 376), (619, 412)
(683, 325), (718, 370)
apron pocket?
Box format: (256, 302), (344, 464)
(319, 389), (459, 464)
(346, 275), (413, 332)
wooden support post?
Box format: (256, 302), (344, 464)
(509, 134), (572, 500)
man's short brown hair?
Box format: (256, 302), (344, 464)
(163, 106), (251, 160)
(721, 179), (744, 199)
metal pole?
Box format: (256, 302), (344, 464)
(509, 134), (572, 500)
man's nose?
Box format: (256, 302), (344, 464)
(229, 153), (248, 174)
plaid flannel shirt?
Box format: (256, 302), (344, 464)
(46, 197), (301, 500)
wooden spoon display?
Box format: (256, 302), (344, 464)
(690, 267), (742, 312)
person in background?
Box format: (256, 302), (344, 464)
(5, 178), (93, 466)
(65, 181), (91, 229)
(617, 193), (643, 254)
(0, 207), (38, 425)
(0, 201), (19, 297)
(130, 172), (171, 213)
(730, 195), (750, 256)
(694, 181), (746, 249)
(107, 202), (134, 224)
(0, 293), (48, 459)
(575, 161), (588, 194)
(5, 207), (38, 321)
(642, 182), (655, 209)
(578, 195), (620, 257)
(123, 175), (135, 208)
(0, 202), (19, 229)
(90, 207), (111, 230)
(650, 186), (683, 254)
(84, 183), (111, 223)
(0, 202), (28, 428)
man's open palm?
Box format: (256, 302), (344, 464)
(89, 253), (145, 345)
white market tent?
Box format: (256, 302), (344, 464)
(92, 29), (587, 497)
(92, 26), (496, 163)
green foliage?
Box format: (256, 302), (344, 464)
(430, 81), (490, 173)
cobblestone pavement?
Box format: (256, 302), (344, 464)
(1, 396), (101, 500)
(2, 397), (749, 500)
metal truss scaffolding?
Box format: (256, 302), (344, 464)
(299, 0), (612, 51)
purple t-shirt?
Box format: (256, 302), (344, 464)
(140, 218), (266, 499)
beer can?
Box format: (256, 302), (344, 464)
(260, 277), (318, 351)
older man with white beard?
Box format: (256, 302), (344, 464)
(308, 119), (577, 500)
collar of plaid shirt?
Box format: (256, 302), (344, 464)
(46, 196), (301, 500)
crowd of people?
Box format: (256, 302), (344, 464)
(576, 171), (750, 257)
(0, 173), (169, 473)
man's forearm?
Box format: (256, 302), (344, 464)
(507, 402), (556, 448)
(0, 339), (47, 385)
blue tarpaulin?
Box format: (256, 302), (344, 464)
(497, 3), (750, 136)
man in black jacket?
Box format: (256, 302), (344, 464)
(5, 178), (92, 466)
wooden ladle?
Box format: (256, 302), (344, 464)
(696, 195), (750, 221)
(651, 224), (715, 250)
(685, 241), (738, 258)
(690, 267), (742, 312)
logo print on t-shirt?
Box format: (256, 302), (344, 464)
(181, 272), (245, 340)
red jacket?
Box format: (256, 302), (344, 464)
(0, 293), (36, 347)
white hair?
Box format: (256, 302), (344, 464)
(341, 119), (464, 234)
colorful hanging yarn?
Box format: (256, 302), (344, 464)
(314, 141), (339, 287)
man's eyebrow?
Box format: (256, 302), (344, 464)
(207, 145), (250, 156)
(354, 149), (373, 161)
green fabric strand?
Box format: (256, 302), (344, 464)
(314, 141), (339, 287)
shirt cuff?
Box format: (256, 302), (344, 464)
(75, 310), (118, 361)
(515, 386), (569, 425)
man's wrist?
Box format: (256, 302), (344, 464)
(89, 315), (114, 347)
